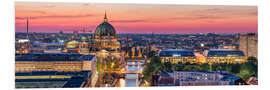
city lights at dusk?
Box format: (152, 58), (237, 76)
(15, 2), (258, 88)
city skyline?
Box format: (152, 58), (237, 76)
(14, 2), (259, 88)
(15, 2), (257, 34)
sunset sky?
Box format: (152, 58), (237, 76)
(15, 2), (257, 34)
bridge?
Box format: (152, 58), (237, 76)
(125, 58), (149, 63)
(101, 59), (145, 75)
(103, 62), (144, 74)
(124, 70), (142, 74)
(103, 70), (142, 74)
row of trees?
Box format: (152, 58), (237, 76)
(143, 56), (258, 82)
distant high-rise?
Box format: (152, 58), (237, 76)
(239, 33), (258, 58)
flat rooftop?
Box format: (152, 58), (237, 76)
(15, 53), (95, 61)
(15, 71), (91, 88)
(158, 49), (195, 57)
(206, 49), (245, 57)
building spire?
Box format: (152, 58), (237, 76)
(104, 11), (107, 22)
(26, 17), (29, 40)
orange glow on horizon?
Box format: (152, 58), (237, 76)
(15, 2), (257, 34)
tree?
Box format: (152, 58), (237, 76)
(142, 56), (162, 82)
(235, 56), (258, 80)
(162, 62), (172, 71)
(224, 64), (232, 72)
(172, 63), (184, 71)
(199, 63), (210, 71)
(143, 63), (153, 82)
(96, 57), (104, 74)
(237, 62), (257, 80)
(231, 64), (241, 74)
(147, 51), (156, 58)
(150, 56), (161, 64)
(247, 56), (258, 65)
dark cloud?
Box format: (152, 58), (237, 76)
(110, 20), (146, 23)
(15, 14), (96, 20)
(26, 10), (47, 14)
(168, 14), (226, 20)
(15, 17), (25, 20)
(82, 3), (90, 6)
(15, 22), (24, 25)
(203, 8), (226, 14)
(39, 4), (57, 8)
(203, 7), (257, 17)
(170, 8), (228, 20)
(248, 11), (257, 16)
(195, 14), (225, 19)
(24, 10), (47, 14)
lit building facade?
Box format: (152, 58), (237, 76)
(15, 71), (92, 88)
(158, 49), (197, 64)
(79, 36), (89, 54)
(221, 45), (237, 50)
(65, 40), (79, 53)
(42, 42), (65, 53)
(15, 53), (96, 72)
(15, 40), (31, 54)
(239, 33), (258, 58)
(173, 71), (237, 86)
(204, 49), (246, 64)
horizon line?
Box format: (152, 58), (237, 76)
(15, 31), (258, 34)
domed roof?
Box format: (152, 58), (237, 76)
(95, 22), (116, 37)
(94, 12), (116, 38)
(66, 40), (79, 48)
(81, 36), (87, 40)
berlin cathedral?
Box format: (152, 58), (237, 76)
(92, 12), (122, 60)
(75, 12), (121, 55)
(91, 12), (123, 75)
(64, 12), (123, 67)
(91, 13), (124, 85)
(93, 12), (120, 51)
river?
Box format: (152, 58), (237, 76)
(125, 62), (144, 87)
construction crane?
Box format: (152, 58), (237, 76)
(79, 26), (92, 34)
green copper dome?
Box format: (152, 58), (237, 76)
(94, 12), (116, 38)
(81, 36), (87, 40)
